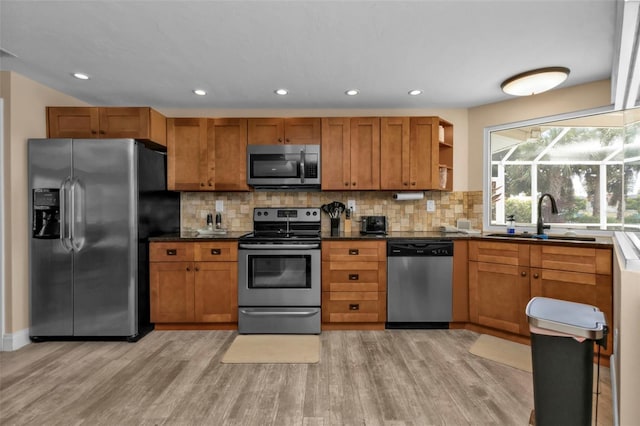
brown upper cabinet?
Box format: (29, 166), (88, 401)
(321, 117), (380, 190)
(47, 107), (167, 148)
(167, 118), (249, 191)
(248, 118), (321, 145)
(380, 116), (453, 190)
(380, 117), (439, 190)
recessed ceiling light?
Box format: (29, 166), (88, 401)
(193, 89), (207, 96)
(408, 89), (423, 96)
(345, 89), (359, 96)
(72, 72), (89, 80)
(275, 88), (288, 95)
(501, 67), (570, 96)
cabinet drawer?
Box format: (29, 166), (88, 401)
(321, 266), (383, 292)
(150, 243), (194, 262)
(469, 241), (529, 266)
(322, 240), (386, 262)
(322, 291), (386, 323)
(530, 245), (612, 275)
(195, 242), (237, 262)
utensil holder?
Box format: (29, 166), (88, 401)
(330, 218), (340, 236)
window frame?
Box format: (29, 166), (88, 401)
(482, 105), (619, 236)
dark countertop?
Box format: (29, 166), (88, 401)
(149, 231), (250, 242)
(150, 230), (613, 248)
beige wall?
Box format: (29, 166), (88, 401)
(1, 71), (88, 334)
(467, 79), (612, 191)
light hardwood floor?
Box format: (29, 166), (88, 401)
(0, 329), (612, 425)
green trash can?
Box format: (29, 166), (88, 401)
(525, 297), (607, 426)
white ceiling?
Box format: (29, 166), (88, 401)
(0, 0), (619, 110)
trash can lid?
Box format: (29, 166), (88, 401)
(526, 297), (606, 340)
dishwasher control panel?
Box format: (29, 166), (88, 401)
(387, 240), (453, 257)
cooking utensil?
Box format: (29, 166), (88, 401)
(321, 202), (346, 219)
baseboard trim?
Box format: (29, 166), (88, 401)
(2, 328), (30, 351)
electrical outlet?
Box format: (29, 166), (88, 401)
(215, 200), (224, 212)
(426, 200), (436, 212)
(347, 199), (356, 212)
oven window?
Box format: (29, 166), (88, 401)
(248, 255), (311, 289)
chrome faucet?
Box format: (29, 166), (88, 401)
(536, 193), (558, 235)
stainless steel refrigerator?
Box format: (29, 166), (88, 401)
(28, 138), (179, 341)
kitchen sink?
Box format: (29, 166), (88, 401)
(485, 233), (596, 242)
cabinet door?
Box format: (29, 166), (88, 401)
(530, 267), (613, 354)
(98, 107), (149, 139)
(208, 118), (249, 191)
(47, 107), (99, 138)
(284, 118), (321, 144)
(321, 118), (351, 190)
(410, 117), (436, 189)
(469, 261), (530, 335)
(248, 118), (284, 145)
(350, 117), (380, 190)
(194, 262), (238, 323)
(150, 262), (195, 323)
(167, 118), (209, 191)
(380, 117), (410, 190)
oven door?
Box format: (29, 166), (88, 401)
(238, 245), (321, 307)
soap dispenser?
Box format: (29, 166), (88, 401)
(506, 215), (516, 234)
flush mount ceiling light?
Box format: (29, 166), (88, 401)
(193, 89), (207, 96)
(274, 88), (288, 95)
(72, 72), (90, 80)
(408, 89), (423, 96)
(501, 67), (570, 96)
(345, 89), (359, 96)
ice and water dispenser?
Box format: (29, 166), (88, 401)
(32, 188), (60, 239)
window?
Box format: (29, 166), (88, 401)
(486, 108), (640, 232)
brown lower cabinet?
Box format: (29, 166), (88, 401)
(468, 240), (613, 355)
(321, 240), (387, 329)
(149, 241), (238, 328)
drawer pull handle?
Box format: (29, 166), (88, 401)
(349, 304), (360, 311)
(186, 266), (191, 272)
(349, 249), (359, 255)
(349, 274), (359, 280)
(211, 248), (221, 255)
(533, 273), (539, 279)
(166, 249), (177, 256)
(521, 271), (527, 277)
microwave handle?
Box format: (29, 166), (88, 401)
(300, 149), (305, 184)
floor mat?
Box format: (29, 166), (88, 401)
(221, 334), (320, 364)
(469, 334), (532, 372)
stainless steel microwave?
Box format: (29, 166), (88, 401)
(247, 144), (321, 190)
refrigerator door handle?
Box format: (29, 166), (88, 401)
(70, 178), (86, 252)
(59, 177), (73, 252)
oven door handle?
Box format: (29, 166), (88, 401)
(238, 243), (320, 250)
(239, 309), (318, 317)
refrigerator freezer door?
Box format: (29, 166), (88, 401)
(72, 139), (137, 336)
(29, 139), (74, 337)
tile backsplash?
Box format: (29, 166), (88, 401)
(181, 191), (483, 233)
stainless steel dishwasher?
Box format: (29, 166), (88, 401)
(386, 240), (453, 328)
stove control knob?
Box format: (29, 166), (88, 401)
(257, 211), (262, 216)
(306, 211), (310, 216)
(313, 211), (317, 216)
(264, 211), (269, 216)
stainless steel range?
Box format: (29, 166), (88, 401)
(238, 207), (321, 334)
